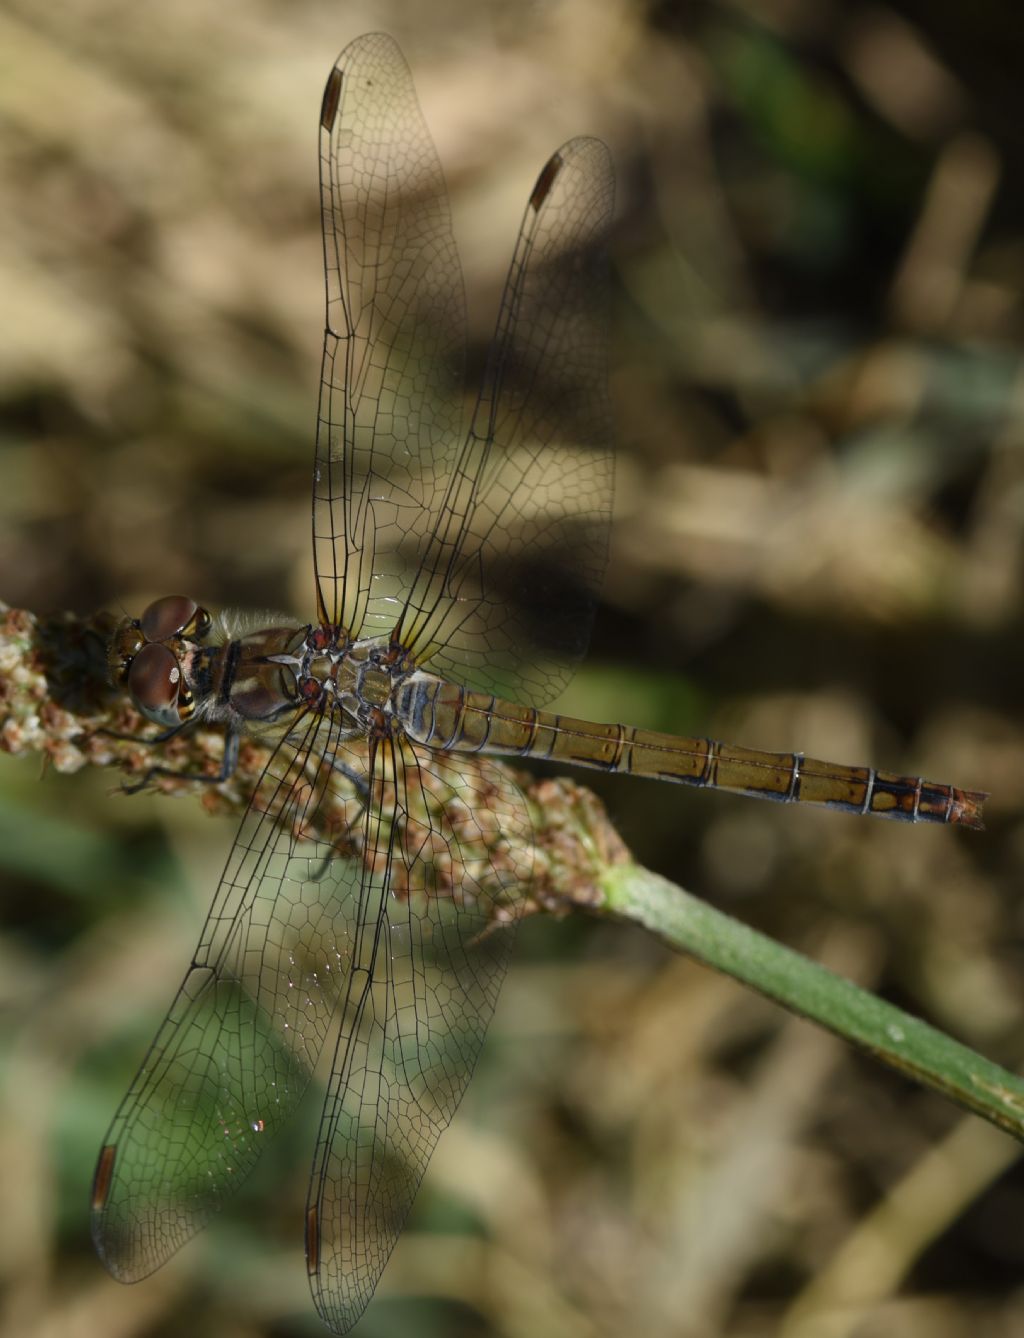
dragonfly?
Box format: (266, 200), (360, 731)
(90, 31), (986, 1336)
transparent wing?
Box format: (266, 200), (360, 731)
(305, 739), (532, 1334)
(395, 136), (615, 704)
(314, 32), (466, 635)
(90, 717), (531, 1300)
(91, 711), (371, 1278)
(316, 33), (615, 705)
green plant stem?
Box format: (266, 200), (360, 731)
(600, 862), (1024, 1143)
(3, 602), (1018, 1145)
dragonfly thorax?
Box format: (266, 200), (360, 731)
(112, 598), (419, 738)
(295, 632), (417, 735)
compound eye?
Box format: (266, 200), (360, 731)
(109, 621), (145, 684)
(127, 642), (185, 727)
(140, 595), (202, 643)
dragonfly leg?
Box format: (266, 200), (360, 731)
(96, 720), (189, 747)
(306, 845), (344, 884)
(282, 724), (371, 804)
(323, 752), (370, 804)
(299, 757), (369, 884)
(120, 727), (240, 795)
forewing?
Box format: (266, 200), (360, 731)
(91, 711), (371, 1280)
(394, 136), (615, 704)
(315, 32), (466, 634)
(305, 739), (532, 1334)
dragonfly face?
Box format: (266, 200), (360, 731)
(111, 597), (308, 731)
(109, 595), (213, 728)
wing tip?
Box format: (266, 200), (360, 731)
(529, 152), (564, 212)
(527, 137), (615, 217)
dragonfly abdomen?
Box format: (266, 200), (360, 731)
(400, 675), (985, 829)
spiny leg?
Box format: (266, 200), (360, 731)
(119, 726), (241, 795)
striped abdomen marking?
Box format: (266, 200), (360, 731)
(399, 675), (985, 829)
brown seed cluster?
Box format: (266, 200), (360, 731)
(0, 602), (630, 921)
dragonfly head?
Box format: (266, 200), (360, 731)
(110, 595), (213, 728)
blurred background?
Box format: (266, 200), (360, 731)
(3, 0), (1024, 1335)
